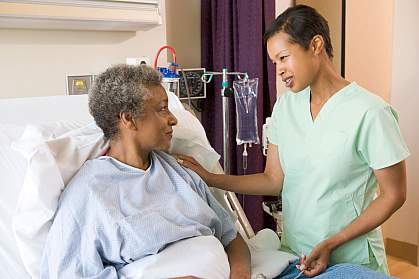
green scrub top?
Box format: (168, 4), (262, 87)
(268, 82), (410, 274)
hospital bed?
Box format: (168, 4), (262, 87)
(0, 94), (297, 279)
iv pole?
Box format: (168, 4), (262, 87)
(202, 68), (255, 238)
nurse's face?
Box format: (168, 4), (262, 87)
(267, 31), (319, 93)
(134, 85), (178, 151)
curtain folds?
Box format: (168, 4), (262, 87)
(201, 0), (277, 231)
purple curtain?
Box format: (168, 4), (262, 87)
(201, 0), (277, 232)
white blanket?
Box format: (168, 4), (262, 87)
(119, 236), (230, 279)
(119, 229), (298, 279)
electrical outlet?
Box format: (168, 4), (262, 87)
(126, 56), (150, 66)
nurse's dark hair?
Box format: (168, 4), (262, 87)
(89, 64), (162, 140)
(264, 5), (333, 59)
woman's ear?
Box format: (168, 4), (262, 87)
(311, 35), (324, 56)
(119, 112), (137, 130)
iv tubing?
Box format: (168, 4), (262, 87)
(154, 45), (177, 70)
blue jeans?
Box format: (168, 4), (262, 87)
(275, 260), (396, 279)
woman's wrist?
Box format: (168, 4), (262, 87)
(204, 171), (216, 185)
(326, 232), (348, 251)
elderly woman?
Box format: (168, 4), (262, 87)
(40, 65), (251, 279)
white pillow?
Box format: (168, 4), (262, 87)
(118, 235), (230, 279)
(169, 108), (220, 171)
(12, 121), (108, 278)
(12, 94), (223, 278)
(0, 125), (31, 279)
(166, 89), (221, 171)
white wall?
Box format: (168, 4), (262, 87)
(0, 2), (167, 99)
(345, 0), (394, 102)
(386, 0), (419, 251)
(165, 0), (201, 69)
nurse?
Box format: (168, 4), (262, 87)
(177, 4), (409, 278)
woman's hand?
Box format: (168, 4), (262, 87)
(302, 240), (333, 277)
(175, 154), (211, 181)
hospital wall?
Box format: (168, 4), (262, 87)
(345, 0), (393, 102)
(346, 0), (419, 265)
(165, 0), (201, 69)
(386, 0), (419, 265)
(0, 1), (172, 99)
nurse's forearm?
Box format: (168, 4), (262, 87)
(206, 172), (282, 196)
(325, 161), (407, 250)
(176, 144), (284, 195)
(325, 195), (403, 251)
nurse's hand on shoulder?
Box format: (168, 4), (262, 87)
(302, 240), (333, 277)
(175, 154), (210, 180)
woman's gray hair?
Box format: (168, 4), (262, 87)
(89, 64), (162, 140)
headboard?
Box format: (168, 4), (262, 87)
(0, 95), (92, 125)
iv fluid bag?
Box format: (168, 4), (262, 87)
(233, 78), (259, 145)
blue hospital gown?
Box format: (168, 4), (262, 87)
(40, 151), (237, 279)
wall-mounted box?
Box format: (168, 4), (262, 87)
(67, 75), (95, 95)
(0, 0), (162, 31)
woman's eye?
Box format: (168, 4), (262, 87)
(280, 55), (288, 61)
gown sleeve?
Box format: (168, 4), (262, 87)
(193, 179), (238, 247)
(40, 205), (118, 279)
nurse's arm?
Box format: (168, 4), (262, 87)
(304, 160), (407, 277)
(176, 144), (284, 196)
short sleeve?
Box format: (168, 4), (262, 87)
(267, 97), (282, 146)
(357, 106), (410, 169)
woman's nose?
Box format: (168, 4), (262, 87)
(168, 111), (178, 126)
(276, 64), (285, 77)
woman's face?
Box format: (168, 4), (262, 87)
(267, 31), (319, 93)
(135, 85), (177, 151)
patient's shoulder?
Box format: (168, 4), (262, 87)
(154, 151), (203, 179)
(153, 151), (208, 194)
(58, 159), (101, 208)
(153, 150), (178, 165)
